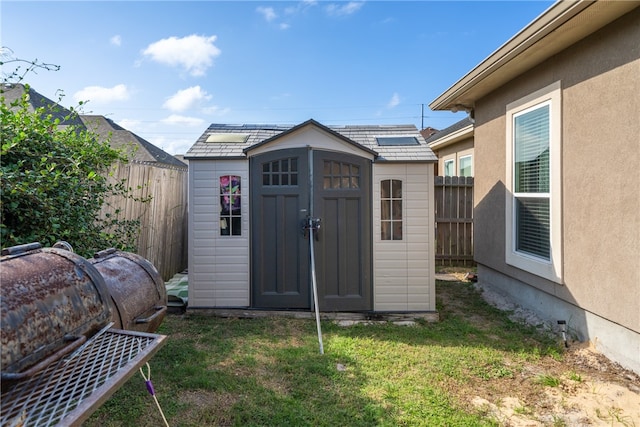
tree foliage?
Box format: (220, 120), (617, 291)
(1, 85), (143, 257)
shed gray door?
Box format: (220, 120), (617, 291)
(251, 148), (371, 311)
(251, 149), (310, 308)
(313, 151), (371, 311)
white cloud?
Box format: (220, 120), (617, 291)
(142, 35), (221, 77)
(202, 105), (231, 116)
(163, 86), (212, 112)
(110, 35), (122, 46)
(285, 0), (317, 15)
(260, 1), (318, 30)
(271, 92), (292, 101)
(73, 84), (130, 104)
(150, 135), (196, 156)
(326, 1), (364, 16)
(387, 92), (400, 109)
(256, 6), (277, 22)
(161, 114), (205, 127)
(117, 118), (142, 131)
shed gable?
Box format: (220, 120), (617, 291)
(244, 123), (377, 160)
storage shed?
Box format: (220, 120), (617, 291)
(185, 119), (438, 314)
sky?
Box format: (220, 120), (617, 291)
(2, 1), (554, 155)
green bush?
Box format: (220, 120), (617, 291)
(1, 85), (142, 257)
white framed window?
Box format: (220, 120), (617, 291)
(505, 81), (562, 283)
(443, 159), (455, 177)
(220, 175), (242, 236)
(380, 179), (402, 240)
(459, 155), (472, 177)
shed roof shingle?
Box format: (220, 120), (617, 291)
(186, 120), (437, 162)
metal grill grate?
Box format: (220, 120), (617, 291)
(1, 328), (166, 427)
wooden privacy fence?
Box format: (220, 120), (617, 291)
(103, 161), (188, 280)
(434, 176), (474, 266)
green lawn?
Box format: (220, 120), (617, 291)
(86, 281), (562, 427)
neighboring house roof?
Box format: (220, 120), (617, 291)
(424, 117), (474, 151)
(429, 0), (640, 111)
(186, 119), (437, 163)
(420, 127), (439, 140)
(80, 115), (187, 169)
(1, 83), (85, 128)
(1, 83), (186, 170)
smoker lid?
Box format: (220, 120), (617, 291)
(1, 328), (166, 426)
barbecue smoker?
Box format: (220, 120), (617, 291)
(0, 242), (168, 427)
(90, 247), (167, 333)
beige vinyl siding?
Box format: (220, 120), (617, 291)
(373, 163), (435, 311)
(188, 159), (250, 307)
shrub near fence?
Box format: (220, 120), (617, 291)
(434, 176), (474, 266)
(103, 161), (188, 280)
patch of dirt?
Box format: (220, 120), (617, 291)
(436, 266), (475, 282)
(438, 279), (640, 426)
(469, 343), (640, 426)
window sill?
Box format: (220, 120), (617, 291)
(506, 250), (563, 284)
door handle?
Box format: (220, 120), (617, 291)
(301, 217), (321, 241)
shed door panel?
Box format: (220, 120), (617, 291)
(251, 149), (310, 308)
(313, 151), (372, 311)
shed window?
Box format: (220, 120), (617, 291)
(505, 81), (562, 283)
(323, 160), (360, 189)
(381, 179), (402, 240)
(262, 158), (298, 186)
(220, 175), (241, 236)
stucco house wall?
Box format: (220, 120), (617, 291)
(474, 4), (639, 336)
(425, 118), (474, 176)
(437, 139), (474, 177)
(431, 1), (640, 373)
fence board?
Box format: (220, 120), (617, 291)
(102, 161), (188, 280)
(434, 176), (474, 266)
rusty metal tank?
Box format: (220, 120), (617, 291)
(90, 248), (167, 333)
(0, 243), (112, 381)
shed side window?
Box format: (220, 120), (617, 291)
(220, 175), (241, 236)
(381, 179), (402, 240)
